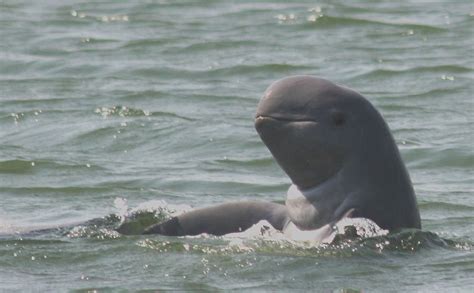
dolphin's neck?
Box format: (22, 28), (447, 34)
(285, 174), (346, 230)
(342, 123), (421, 230)
(287, 174), (339, 203)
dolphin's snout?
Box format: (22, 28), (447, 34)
(255, 115), (265, 122)
(254, 115), (275, 131)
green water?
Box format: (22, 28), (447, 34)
(1, 0), (473, 291)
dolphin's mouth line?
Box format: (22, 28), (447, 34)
(255, 115), (318, 123)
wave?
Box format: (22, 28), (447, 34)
(94, 105), (148, 118)
(176, 40), (261, 52)
(0, 158), (107, 175)
(2, 199), (470, 258)
(212, 157), (274, 168)
(302, 14), (446, 32)
(127, 63), (312, 79)
(0, 159), (35, 174)
(0, 186), (110, 196)
(420, 201), (474, 211)
(354, 65), (473, 79)
(120, 38), (177, 50)
(377, 88), (463, 101)
(403, 146), (474, 169)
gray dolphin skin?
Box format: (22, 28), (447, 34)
(142, 76), (421, 236)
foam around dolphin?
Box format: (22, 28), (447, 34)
(141, 76), (421, 236)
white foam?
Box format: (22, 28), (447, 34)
(220, 216), (388, 247)
(114, 197), (192, 221)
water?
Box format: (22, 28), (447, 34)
(1, 0), (473, 291)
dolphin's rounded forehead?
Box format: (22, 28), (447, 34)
(257, 76), (366, 119)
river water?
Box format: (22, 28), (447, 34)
(1, 0), (473, 291)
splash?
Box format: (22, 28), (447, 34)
(222, 217), (388, 248)
(94, 106), (151, 118)
(115, 198), (191, 235)
(115, 198), (389, 249)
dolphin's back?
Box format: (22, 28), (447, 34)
(143, 201), (289, 236)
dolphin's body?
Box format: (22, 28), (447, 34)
(142, 76), (421, 236)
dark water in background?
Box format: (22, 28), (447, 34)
(0, 0), (473, 291)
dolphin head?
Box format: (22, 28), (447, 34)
(255, 76), (421, 231)
(255, 75), (370, 190)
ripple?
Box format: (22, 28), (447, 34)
(120, 38), (177, 50)
(0, 159), (107, 175)
(0, 186), (110, 196)
(94, 106), (151, 118)
(419, 201), (474, 213)
(128, 63), (311, 79)
(173, 40), (261, 53)
(94, 105), (194, 122)
(212, 157), (274, 168)
(355, 65), (472, 79)
(302, 14), (447, 32)
(379, 88), (463, 101)
(404, 147), (474, 169)
(0, 160), (35, 174)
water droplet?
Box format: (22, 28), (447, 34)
(308, 6), (322, 13)
(276, 13), (297, 23)
(307, 15), (318, 22)
(441, 75), (454, 81)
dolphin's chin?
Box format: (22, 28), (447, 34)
(255, 115), (343, 189)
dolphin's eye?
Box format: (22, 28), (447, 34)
(331, 110), (346, 126)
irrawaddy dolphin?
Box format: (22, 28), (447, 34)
(141, 76), (421, 237)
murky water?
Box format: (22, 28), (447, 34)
(1, 1), (473, 291)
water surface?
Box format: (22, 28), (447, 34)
(1, 0), (473, 291)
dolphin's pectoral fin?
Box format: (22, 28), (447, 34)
(142, 201), (289, 236)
